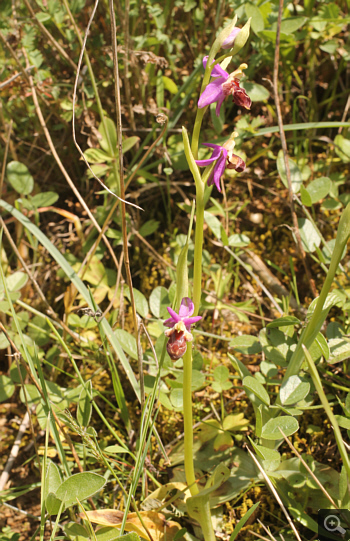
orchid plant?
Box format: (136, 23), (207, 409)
(163, 16), (252, 541)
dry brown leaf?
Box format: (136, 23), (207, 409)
(84, 509), (181, 541)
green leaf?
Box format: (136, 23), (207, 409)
(46, 492), (63, 515)
(243, 376), (270, 406)
(5, 271), (28, 292)
(280, 375), (310, 405)
(335, 415), (350, 430)
(335, 134), (350, 163)
(228, 234), (250, 247)
(213, 365), (230, 384)
(300, 185), (312, 207)
(261, 416), (299, 440)
(84, 148), (112, 164)
(305, 177), (331, 204)
(276, 150), (303, 193)
(124, 287), (149, 319)
(280, 16), (307, 34)
(64, 523), (89, 538)
(230, 502), (260, 541)
(297, 218), (322, 253)
(170, 388), (183, 409)
(241, 82), (269, 102)
(77, 380), (93, 428)
(104, 445), (132, 454)
(122, 136), (140, 153)
(44, 460), (62, 501)
(229, 335), (261, 355)
(31, 191), (59, 208)
(149, 286), (170, 318)
(204, 211), (221, 240)
(138, 219), (160, 237)
(6, 161), (34, 195)
(0, 375), (15, 402)
(328, 337), (350, 364)
(55, 472), (106, 508)
(162, 76), (178, 94)
(96, 531), (138, 541)
(114, 329), (138, 360)
(98, 118), (117, 156)
(266, 316), (300, 328)
(245, 4), (264, 33)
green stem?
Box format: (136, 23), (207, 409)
(183, 346), (199, 496)
(191, 107), (206, 159)
(193, 182), (205, 316)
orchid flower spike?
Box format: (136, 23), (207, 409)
(195, 133), (246, 192)
(164, 297), (202, 360)
(198, 56), (252, 116)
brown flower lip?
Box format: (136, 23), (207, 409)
(166, 330), (187, 361)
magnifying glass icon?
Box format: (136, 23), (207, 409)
(324, 515), (346, 535)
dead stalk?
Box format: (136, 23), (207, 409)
(108, 0), (145, 406)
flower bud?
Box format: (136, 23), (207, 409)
(222, 27), (241, 49)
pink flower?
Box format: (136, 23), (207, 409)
(164, 297), (202, 360)
(198, 57), (252, 116)
(164, 297), (202, 331)
(195, 135), (246, 192)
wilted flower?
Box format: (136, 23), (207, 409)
(198, 56), (252, 116)
(222, 27), (241, 49)
(164, 297), (202, 360)
(195, 133), (246, 192)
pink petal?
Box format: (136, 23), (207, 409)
(215, 94), (225, 116)
(163, 317), (176, 328)
(183, 316), (202, 326)
(198, 80), (225, 109)
(212, 154), (227, 192)
(166, 306), (180, 321)
(203, 56), (229, 78)
(195, 144), (222, 166)
(179, 297), (194, 317)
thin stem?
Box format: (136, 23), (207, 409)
(183, 346), (199, 496)
(108, 0), (144, 406)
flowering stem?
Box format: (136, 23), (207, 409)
(191, 107), (206, 159)
(183, 346), (199, 496)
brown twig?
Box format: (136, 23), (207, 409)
(0, 120), (12, 197)
(273, 0), (317, 298)
(123, 0), (136, 132)
(108, 0), (145, 407)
